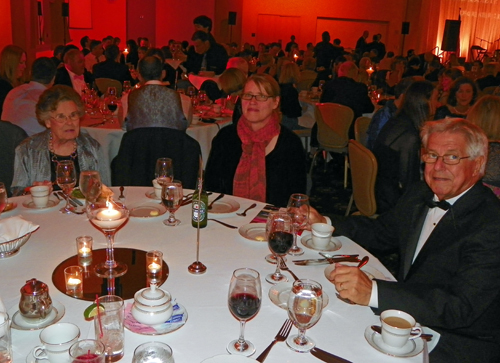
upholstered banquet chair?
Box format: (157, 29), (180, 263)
(95, 78), (123, 96)
(0, 121), (27, 196)
(354, 116), (371, 147)
(111, 127), (201, 189)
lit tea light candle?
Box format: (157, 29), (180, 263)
(67, 277), (81, 288)
(92, 201), (125, 229)
(366, 67), (374, 76)
(79, 247), (91, 257)
(293, 54), (298, 62)
(123, 48), (129, 56)
(148, 262), (161, 274)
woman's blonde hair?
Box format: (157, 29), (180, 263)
(245, 73), (280, 98)
(36, 85), (84, 127)
(467, 95), (500, 140)
(279, 62), (300, 85)
(219, 68), (247, 95)
(259, 53), (274, 66)
(0, 45), (26, 87)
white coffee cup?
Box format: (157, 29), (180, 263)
(152, 179), (162, 199)
(33, 322), (80, 363)
(311, 223), (334, 249)
(380, 310), (422, 349)
(30, 186), (50, 208)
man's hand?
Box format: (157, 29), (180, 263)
(308, 206), (327, 225)
(328, 264), (372, 305)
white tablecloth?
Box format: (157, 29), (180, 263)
(0, 188), (427, 363)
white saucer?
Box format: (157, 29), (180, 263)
(208, 199), (240, 214)
(26, 347), (41, 363)
(301, 234), (342, 252)
(364, 326), (424, 357)
(128, 202), (167, 218)
(269, 281), (329, 310)
(124, 303), (188, 335)
(145, 190), (161, 200)
(22, 198), (59, 210)
(10, 300), (65, 330)
(238, 223), (267, 242)
(201, 355), (257, 363)
(324, 263), (389, 282)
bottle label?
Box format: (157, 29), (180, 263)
(192, 200), (207, 222)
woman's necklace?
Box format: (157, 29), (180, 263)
(48, 132), (77, 163)
(452, 105), (470, 115)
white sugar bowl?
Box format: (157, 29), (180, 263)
(131, 285), (173, 325)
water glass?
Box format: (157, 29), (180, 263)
(94, 295), (124, 362)
(0, 313), (11, 363)
(132, 342), (175, 363)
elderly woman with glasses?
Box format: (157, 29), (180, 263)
(205, 74), (307, 207)
(11, 85), (110, 195)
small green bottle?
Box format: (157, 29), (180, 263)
(191, 177), (208, 228)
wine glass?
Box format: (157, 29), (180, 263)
(88, 199), (129, 278)
(0, 182), (7, 216)
(198, 90), (207, 106)
(287, 279), (323, 352)
(122, 81), (131, 94)
(56, 160), (77, 213)
(105, 87), (118, 123)
(265, 212), (293, 284)
(155, 157), (174, 185)
(318, 80), (326, 92)
(161, 181), (183, 226)
(287, 193), (309, 256)
(227, 268), (262, 356)
(79, 170), (102, 209)
(264, 209), (288, 264)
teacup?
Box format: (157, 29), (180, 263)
(33, 323), (80, 363)
(30, 186), (50, 208)
(311, 223), (334, 249)
(152, 179), (162, 199)
(380, 310), (422, 349)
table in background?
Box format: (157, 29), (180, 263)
(0, 187), (428, 363)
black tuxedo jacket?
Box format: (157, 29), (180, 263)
(54, 67), (94, 89)
(92, 60), (133, 84)
(332, 181), (500, 362)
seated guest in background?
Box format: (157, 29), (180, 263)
(185, 31), (228, 75)
(2, 57), (56, 136)
(373, 80), (437, 213)
(11, 85), (109, 195)
(80, 36), (91, 56)
(0, 45), (27, 115)
(0, 120), (27, 197)
(467, 95), (500, 197)
(366, 77), (414, 150)
(164, 41), (185, 88)
(298, 57), (317, 92)
(357, 56), (372, 84)
(123, 56), (187, 132)
(423, 59), (441, 82)
(93, 45), (134, 85)
(386, 56), (406, 89)
(84, 40), (105, 73)
(51, 45), (65, 68)
(309, 118), (500, 363)
(476, 64), (500, 91)
(54, 49), (93, 96)
(256, 53), (277, 78)
(139, 37), (150, 49)
(125, 39), (139, 68)
(378, 51), (395, 71)
(436, 68), (463, 105)
(435, 77), (478, 119)
(278, 62), (303, 130)
(205, 74), (306, 207)
(218, 68), (247, 126)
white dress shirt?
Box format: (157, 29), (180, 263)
(66, 65), (85, 95)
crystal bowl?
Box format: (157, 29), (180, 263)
(0, 232), (33, 258)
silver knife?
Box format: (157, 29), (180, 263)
(293, 255), (360, 266)
(310, 347), (352, 363)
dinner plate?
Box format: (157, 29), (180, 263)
(238, 223), (267, 242)
(1, 202), (17, 213)
(364, 325), (424, 357)
(324, 263), (389, 281)
(208, 199), (240, 214)
(201, 355), (257, 363)
(301, 234), (342, 252)
(145, 190), (161, 200)
(9, 300), (65, 330)
(124, 303), (187, 335)
(269, 281), (329, 310)
(22, 198), (59, 210)
(128, 202), (166, 218)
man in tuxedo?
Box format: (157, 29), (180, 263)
(310, 119), (500, 362)
(54, 49), (93, 95)
(93, 45), (133, 84)
(184, 31), (228, 75)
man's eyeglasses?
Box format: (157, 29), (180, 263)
(241, 93), (273, 102)
(51, 112), (81, 123)
(422, 152), (470, 165)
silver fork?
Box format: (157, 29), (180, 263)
(256, 319), (293, 362)
(279, 259), (300, 281)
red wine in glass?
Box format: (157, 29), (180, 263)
(268, 231), (294, 255)
(107, 103), (118, 112)
(229, 293), (261, 320)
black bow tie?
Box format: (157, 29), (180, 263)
(425, 199), (451, 211)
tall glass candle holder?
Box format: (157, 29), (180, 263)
(146, 250), (163, 284)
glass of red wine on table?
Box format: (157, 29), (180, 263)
(227, 268), (262, 356)
(105, 87), (118, 124)
(265, 211), (294, 284)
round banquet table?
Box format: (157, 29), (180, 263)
(0, 187), (427, 363)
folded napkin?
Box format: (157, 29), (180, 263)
(0, 216), (39, 243)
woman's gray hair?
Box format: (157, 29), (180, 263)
(36, 85), (84, 127)
(421, 118), (488, 174)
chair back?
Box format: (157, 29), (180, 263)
(95, 78), (123, 96)
(482, 86), (500, 96)
(354, 116), (371, 147)
(315, 103), (354, 150)
(348, 139), (377, 216)
(297, 71), (317, 93)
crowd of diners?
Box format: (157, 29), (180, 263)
(1, 14), (500, 363)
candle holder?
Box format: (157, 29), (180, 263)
(88, 199), (129, 278)
(146, 250), (163, 284)
(64, 266), (83, 297)
(76, 235), (93, 258)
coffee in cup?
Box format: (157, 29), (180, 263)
(380, 310), (422, 349)
(311, 223), (334, 249)
(152, 179), (162, 199)
(30, 186), (50, 208)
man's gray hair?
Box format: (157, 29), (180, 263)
(421, 118), (488, 174)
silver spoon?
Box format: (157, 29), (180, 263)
(236, 203), (257, 217)
(207, 218), (237, 229)
(357, 256), (369, 268)
(208, 193), (225, 210)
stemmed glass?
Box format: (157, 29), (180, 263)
(198, 90), (207, 106)
(287, 193), (309, 256)
(0, 182), (7, 216)
(79, 170), (101, 209)
(161, 181), (183, 226)
(56, 160), (77, 213)
(287, 279), (323, 352)
(265, 212), (293, 284)
(88, 198), (129, 278)
(227, 268), (262, 356)
(155, 158), (174, 185)
(105, 87), (118, 123)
